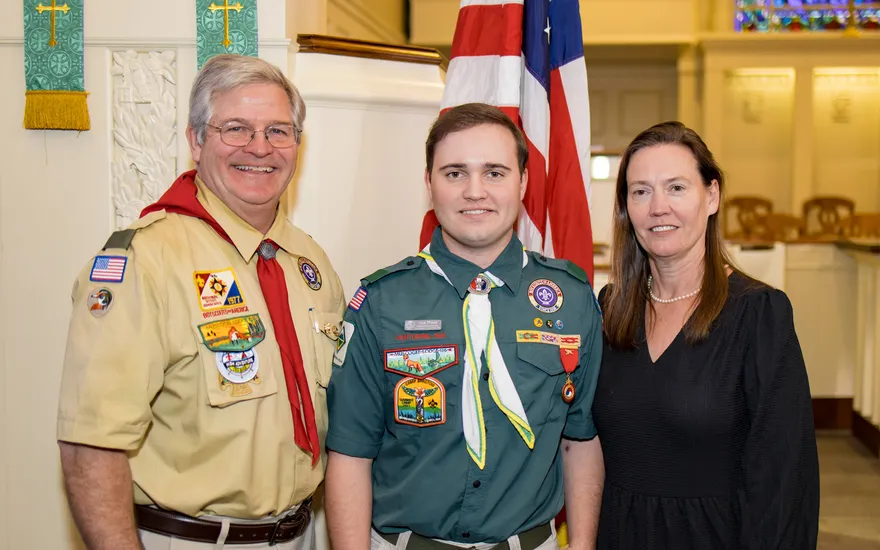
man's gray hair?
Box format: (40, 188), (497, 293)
(189, 54), (306, 144)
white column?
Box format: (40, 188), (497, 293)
(790, 65), (814, 215)
(677, 45), (702, 133)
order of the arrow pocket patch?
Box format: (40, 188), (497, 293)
(384, 345), (458, 378)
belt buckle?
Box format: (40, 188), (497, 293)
(268, 516), (287, 547)
(268, 501), (310, 546)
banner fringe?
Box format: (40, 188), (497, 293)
(24, 90), (91, 131)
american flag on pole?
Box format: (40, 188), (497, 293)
(418, 0), (594, 282)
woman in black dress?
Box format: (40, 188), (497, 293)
(592, 122), (819, 549)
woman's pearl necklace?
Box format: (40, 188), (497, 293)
(647, 275), (700, 304)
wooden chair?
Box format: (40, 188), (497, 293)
(763, 213), (805, 242)
(847, 213), (880, 239)
(724, 196), (773, 240)
(802, 196), (855, 238)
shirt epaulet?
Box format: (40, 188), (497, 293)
(102, 210), (167, 251)
(529, 251), (589, 284)
(362, 256), (424, 286)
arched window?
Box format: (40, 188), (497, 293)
(735, 0), (880, 32)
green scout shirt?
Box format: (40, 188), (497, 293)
(326, 228), (602, 543)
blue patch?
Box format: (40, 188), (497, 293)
(90, 256), (128, 283)
(348, 286), (368, 311)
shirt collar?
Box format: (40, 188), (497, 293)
(195, 176), (298, 261)
(429, 226), (523, 299)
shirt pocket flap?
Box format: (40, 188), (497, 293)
(516, 341), (567, 376)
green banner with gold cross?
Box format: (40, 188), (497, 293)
(23, 0), (90, 131)
(196, 0), (258, 69)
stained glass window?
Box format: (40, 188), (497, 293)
(735, 1), (880, 32)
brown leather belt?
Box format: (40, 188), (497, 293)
(379, 522), (552, 550)
(135, 499), (311, 546)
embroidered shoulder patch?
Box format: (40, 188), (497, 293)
(348, 286), (368, 311)
(395, 377), (446, 427)
(333, 321), (355, 366)
(198, 314), (265, 352)
(385, 345), (458, 378)
(90, 256), (128, 283)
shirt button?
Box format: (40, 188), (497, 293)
(482, 373), (489, 381)
(462, 532), (470, 539)
(473, 480), (481, 488)
(406, 260), (415, 266)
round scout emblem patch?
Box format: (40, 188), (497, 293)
(533, 317), (543, 328)
(528, 279), (563, 314)
(298, 257), (322, 291)
(87, 288), (114, 317)
(215, 349), (259, 384)
(555, 320), (564, 330)
(468, 274), (491, 295)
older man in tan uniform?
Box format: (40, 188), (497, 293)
(57, 54), (344, 550)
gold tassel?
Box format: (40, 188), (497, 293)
(24, 90), (91, 131)
(556, 521), (569, 548)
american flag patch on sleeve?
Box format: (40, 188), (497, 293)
(90, 255), (128, 283)
(348, 286), (368, 311)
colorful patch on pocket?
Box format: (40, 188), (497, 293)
(215, 349), (259, 384)
(194, 269), (246, 312)
(198, 315), (265, 352)
(395, 377), (446, 427)
(384, 345), (458, 378)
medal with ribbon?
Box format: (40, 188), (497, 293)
(559, 335), (580, 403)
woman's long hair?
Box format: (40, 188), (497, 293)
(603, 121), (738, 348)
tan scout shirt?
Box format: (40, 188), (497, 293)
(58, 177), (345, 519)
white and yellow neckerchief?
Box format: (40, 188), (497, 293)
(418, 244), (535, 469)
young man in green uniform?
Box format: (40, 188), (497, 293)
(325, 103), (604, 550)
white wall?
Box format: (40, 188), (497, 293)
(291, 52), (444, 298)
(327, 0), (406, 44)
(587, 62), (679, 153)
(0, 1), (288, 548)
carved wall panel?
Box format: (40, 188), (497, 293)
(111, 50), (177, 229)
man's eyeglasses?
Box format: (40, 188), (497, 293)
(206, 121), (301, 148)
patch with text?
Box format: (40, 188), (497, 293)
(384, 345), (458, 378)
(198, 315), (265, 352)
(395, 377), (446, 427)
(193, 268), (247, 315)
